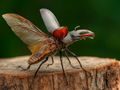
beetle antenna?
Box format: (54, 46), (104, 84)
(74, 25), (80, 31)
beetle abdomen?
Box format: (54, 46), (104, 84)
(28, 38), (57, 65)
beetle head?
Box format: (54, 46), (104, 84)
(70, 26), (95, 40)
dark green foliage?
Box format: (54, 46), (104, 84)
(0, 0), (120, 59)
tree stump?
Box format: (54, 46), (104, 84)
(0, 56), (119, 90)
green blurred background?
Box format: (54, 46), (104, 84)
(0, 0), (120, 59)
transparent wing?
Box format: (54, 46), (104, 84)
(40, 8), (60, 33)
(2, 13), (48, 46)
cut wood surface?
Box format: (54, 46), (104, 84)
(0, 56), (120, 90)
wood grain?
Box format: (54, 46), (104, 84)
(0, 56), (119, 90)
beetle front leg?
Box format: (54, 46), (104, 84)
(65, 48), (87, 72)
(64, 50), (79, 69)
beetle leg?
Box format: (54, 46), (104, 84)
(64, 50), (79, 69)
(34, 57), (49, 78)
(59, 50), (68, 85)
(17, 64), (31, 71)
(29, 57), (49, 90)
(65, 48), (87, 72)
(46, 56), (54, 68)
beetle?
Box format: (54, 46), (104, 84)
(2, 8), (94, 85)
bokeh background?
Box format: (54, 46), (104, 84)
(0, 0), (120, 60)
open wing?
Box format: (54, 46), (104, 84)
(2, 13), (48, 46)
(40, 8), (60, 33)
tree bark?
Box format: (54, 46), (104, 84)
(0, 56), (119, 90)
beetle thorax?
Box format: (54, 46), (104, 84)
(52, 26), (68, 40)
